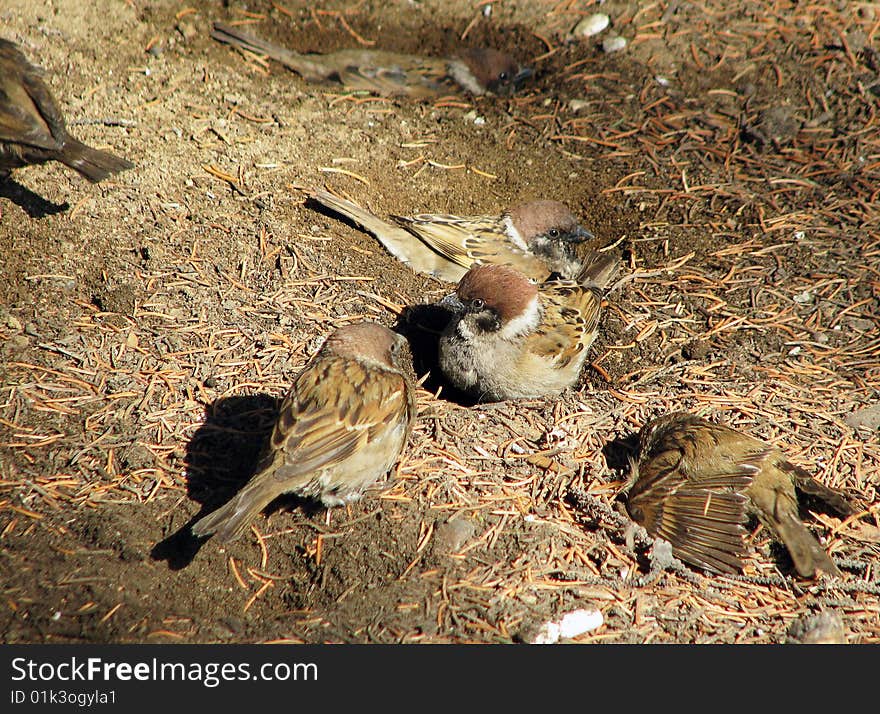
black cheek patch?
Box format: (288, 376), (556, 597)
(488, 78), (515, 96)
(475, 311), (501, 333)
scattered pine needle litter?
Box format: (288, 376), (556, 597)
(1, 0), (879, 645)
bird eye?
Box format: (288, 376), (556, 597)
(548, 228), (560, 238)
(498, 71), (508, 81)
(471, 298), (485, 310)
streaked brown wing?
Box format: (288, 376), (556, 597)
(647, 418), (766, 487)
(575, 251), (620, 289)
(392, 213), (508, 269)
(627, 444), (753, 574)
(336, 62), (447, 98)
(320, 51), (447, 97)
(0, 41), (65, 150)
(263, 356), (410, 481)
(526, 282), (600, 367)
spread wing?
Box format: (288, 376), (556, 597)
(627, 420), (759, 574)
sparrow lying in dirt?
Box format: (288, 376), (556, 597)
(309, 189), (596, 283)
(626, 412), (860, 577)
(0, 37), (133, 182)
(437, 258), (617, 401)
(192, 323), (416, 543)
(211, 22), (532, 98)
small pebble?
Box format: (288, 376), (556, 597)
(602, 35), (627, 53)
(574, 13), (610, 38)
(558, 609), (604, 638)
(846, 317), (875, 332)
(432, 518), (477, 555)
(787, 610), (846, 644)
(176, 20), (198, 42)
(845, 403), (880, 432)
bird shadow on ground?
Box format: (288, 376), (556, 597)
(396, 302), (486, 408)
(598, 431), (640, 518)
(0, 177), (68, 218)
(601, 431), (639, 479)
(303, 194), (360, 229)
(151, 393), (282, 570)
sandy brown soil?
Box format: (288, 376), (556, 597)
(1, 0), (879, 644)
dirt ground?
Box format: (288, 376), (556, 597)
(1, 0), (879, 644)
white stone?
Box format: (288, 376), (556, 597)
(530, 608), (604, 644)
(558, 609), (604, 638)
(532, 622), (562, 645)
(574, 13), (610, 38)
(603, 35), (627, 53)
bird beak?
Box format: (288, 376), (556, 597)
(566, 225), (595, 243)
(439, 293), (466, 314)
(514, 66), (534, 86)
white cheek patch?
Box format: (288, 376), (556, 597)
(503, 215), (530, 252)
(456, 319), (475, 341)
(447, 60), (485, 96)
(497, 295), (541, 340)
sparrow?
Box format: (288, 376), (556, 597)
(309, 188), (597, 283)
(211, 22), (532, 99)
(191, 323), (416, 543)
(0, 37), (134, 182)
(437, 259), (617, 401)
(626, 412), (859, 577)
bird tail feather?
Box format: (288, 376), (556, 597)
(576, 251), (619, 290)
(191, 479), (282, 544)
(772, 511), (840, 577)
(60, 137), (133, 183)
(309, 189), (446, 275)
(211, 22), (329, 80)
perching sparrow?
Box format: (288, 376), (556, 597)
(626, 412), (859, 577)
(309, 189), (596, 283)
(212, 22), (532, 98)
(0, 37), (133, 182)
(437, 258), (617, 401)
(192, 323), (415, 543)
